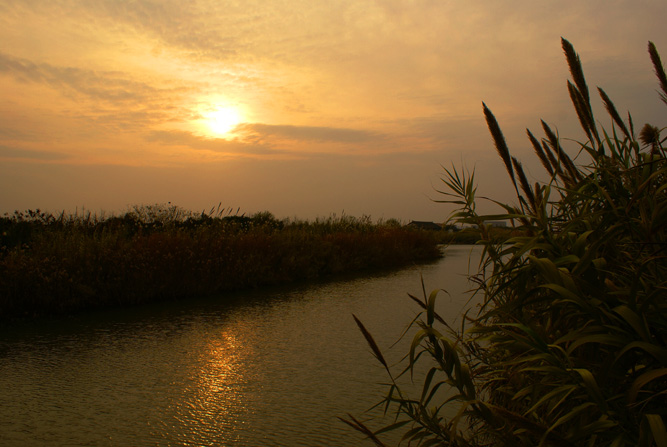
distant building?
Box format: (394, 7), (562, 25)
(487, 220), (508, 228)
(407, 221), (442, 230)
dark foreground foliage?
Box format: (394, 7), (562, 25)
(0, 206), (441, 319)
(346, 39), (667, 446)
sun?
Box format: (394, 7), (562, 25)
(203, 107), (242, 137)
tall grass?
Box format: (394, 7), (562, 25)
(345, 39), (667, 446)
(0, 206), (442, 319)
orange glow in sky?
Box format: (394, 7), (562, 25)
(1, 1), (666, 220)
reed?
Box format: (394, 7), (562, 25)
(346, 38), (667, 446)
(0, 207), (442, 319)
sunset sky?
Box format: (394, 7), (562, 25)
(1, 1), (666, 222)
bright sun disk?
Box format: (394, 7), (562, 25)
(205, 107), (241, 137)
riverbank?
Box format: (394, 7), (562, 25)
(0, 205), (443, 319)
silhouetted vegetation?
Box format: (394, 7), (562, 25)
(346, 39), (667, 446)
(0, 205), (442, 319)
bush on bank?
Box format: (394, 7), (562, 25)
(346, 39), (667, 446)
(0, 207), (442, 318)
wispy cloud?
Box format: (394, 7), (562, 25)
(145, 124), (394, 159)
(145, 130), (275, 156)
(0, 52), (170, 104)
(0, 145), (68, 160)
(236, 123), (383, 144)
(0, 51), (198, 136)
(0, 125), (33, 140)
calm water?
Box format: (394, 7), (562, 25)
(0, 245), (482, 447)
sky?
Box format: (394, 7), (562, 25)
(1, 0), (666, 222)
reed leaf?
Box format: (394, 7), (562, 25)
(338, 414), (389, 447)
(645, 414), (667, 447)
(353, 314), (388, 370)
(628, 368), (667, 404)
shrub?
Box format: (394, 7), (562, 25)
(346, 39), (667, 446)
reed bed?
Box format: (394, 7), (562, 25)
(346, 39), (667, 446)
(0, 207), (442, 319)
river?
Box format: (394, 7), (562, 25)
(0, 245), (482, 447)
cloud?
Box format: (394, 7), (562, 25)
(0, 145), (68, 160)
(236, 123), (383, 144)
(145, 124), (391, 158)
(0, 51), (197, 135)
(145, 129), (276, 156)
(0, 125), (32, 140)
(0, 52), (164, 104)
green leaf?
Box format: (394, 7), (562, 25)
(529, 255), (565, 284)
(645, 414), (667, 447)
(615, 341), (667, 365)
(570, 368), (607, 412)
(541, 402), (597, 445)
(538, 283), (587, 308)
(613, 305), (651, 342)
(571, 230), (595, 256)
(420, 367), (438, 404)
(353, 314), (388, 369)
(564, 333), (624, 355)
(524, 384), (577, 416)
(400, 426), (425, 442)
(373, 419), (412, 436)
(628, 368), (667, 404)
(427, 288), (439, 326)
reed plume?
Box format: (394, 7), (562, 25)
(483, 102), (516, 191)
(649, 41), (667, 105)
(598, 87), (631, 140)
(512, 156), (536, 212)
(527, 129), (554, 176)
(541, 120), (580, 185)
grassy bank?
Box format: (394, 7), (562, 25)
(0, 206), (442, 319)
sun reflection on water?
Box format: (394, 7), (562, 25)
(159, 324), (259, 445)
